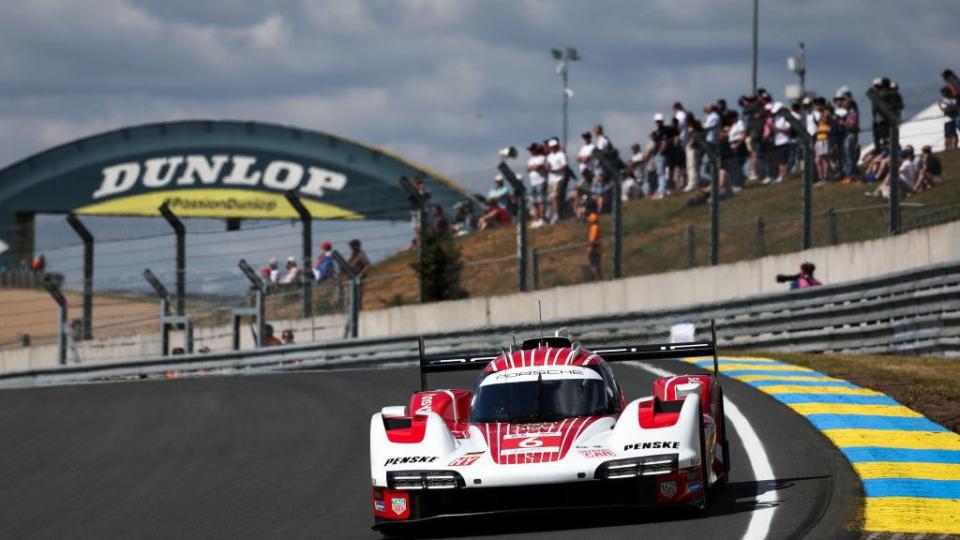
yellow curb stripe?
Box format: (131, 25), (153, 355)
(855, 462), (960, 481)
(759, 385), (883, 396)
(787, 403), (923, 418)
(863, 497), (960, 534)
(823, 429), (960, 450)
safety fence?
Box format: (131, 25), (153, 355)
(2, 259), (956, 388)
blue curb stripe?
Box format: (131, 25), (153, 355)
(805, 414), (948, 432)
(863, 478), (960, 499)
(843, 447), (960, 464)
(773, 393), (899, 405)
(721, 369), (827, 377)
(749, 380), (857, 388)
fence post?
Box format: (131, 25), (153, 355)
(399, 176), (428, 302)
(497, 162), (528, 292)
(41, 276), (68, 365)
(686, 226), (696, 268)
(692, 132), (722, 265)
(143, 269), (172, 355)
(777, 109), (815, 250)
(237, 259), (266, 348)
(330, 250), (360, 338)
(285, 191), (313, 318)
(594, 147), (623, 278)
(754, 216), (765, 257)
(65, 214), (94, 340)
(866, 88), (902, 235)
(531, 248), (540, 290)
(827, 208), (839, 245)
(158, 202), (185, 319)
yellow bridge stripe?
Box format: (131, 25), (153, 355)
(824, 429), (960, 450)
(864, 497), (960, 534)
(735, 374), (839, 383)
(759, 385), (882, 396)
(787, 403), (922, 418)
(855, 462), (960, 481)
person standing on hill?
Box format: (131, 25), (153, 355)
(587, 212), (602, 281)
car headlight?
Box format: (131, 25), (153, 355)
(387, 470), (465, 490)
(595, 454), (679, 479)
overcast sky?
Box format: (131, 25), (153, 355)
(2, 0), (957, 194)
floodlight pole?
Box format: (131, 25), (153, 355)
(751, 0), (759, 94)
(399, 176), (427, 302)
(285, 191), (313, 318)
(331, 250), (360, 338)
(552, 47), (580, 155)
(497, 162), (528, 291)
(66, 214), (94, 340)
(42, 276), (68, 365)
(159, 202), (185, 318)
(594, 147), (623, 278)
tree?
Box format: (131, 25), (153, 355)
(411, 229), (468, 302)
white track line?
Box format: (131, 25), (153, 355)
(626, 362), (777, 540)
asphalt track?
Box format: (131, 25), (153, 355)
(0, 361), (861, 539)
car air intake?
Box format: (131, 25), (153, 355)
(595, 454), (679, 480)
(387, 470), (465, 490)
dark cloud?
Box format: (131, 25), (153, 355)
(1, 0), (957, 193)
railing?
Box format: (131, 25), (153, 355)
(2, 259), (957, 388)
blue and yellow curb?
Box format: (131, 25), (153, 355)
(686, 355), (960, 535)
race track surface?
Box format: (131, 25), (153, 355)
(0, 361), (861, 539)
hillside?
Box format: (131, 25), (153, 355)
(361, 149), (960, 309)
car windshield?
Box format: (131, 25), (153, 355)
(471, 376), (612, 423)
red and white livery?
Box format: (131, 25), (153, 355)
(369, 332), (731, 531)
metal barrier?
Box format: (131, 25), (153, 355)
(1, 260), (958, 388)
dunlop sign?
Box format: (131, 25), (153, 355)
(77, 154), (359, 219)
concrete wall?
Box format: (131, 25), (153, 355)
(3, 220), (959, 372)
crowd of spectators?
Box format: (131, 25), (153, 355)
(410, 67), (956, 240)
(258, 238), (370, 288)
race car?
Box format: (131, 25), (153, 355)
(369, 329), (731, 530)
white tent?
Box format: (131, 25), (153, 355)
(862, 102), (948, 158)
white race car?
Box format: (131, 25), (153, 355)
(369, 331), (730, 531)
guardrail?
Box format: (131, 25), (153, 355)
(2, 260), (958, 388)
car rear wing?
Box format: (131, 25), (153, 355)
(417, 321), (720, 391)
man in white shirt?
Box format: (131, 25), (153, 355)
(545, 138), (568, 224)
(769, 103), (793, 184)
(576, 132), (596, 178)
(526, 143), (547, 227)
(594, 124), (610, 152)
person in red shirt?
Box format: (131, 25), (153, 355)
(587, 213), (602, 281)
(478, 199), (511, 230)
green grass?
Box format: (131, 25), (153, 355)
(361, 149), (960, 308)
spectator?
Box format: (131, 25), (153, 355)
(577, 131), (596, 179)
(626, 142), (645, 187)
(314, 242), (334, 281)
(622, 172), (642, 201)
(651, 113), (673, 200)
(31, 253), (45, 273)
(915, 146), (943, 192)
(769, 102), (793, 184)
(281, 329), (295, 344)
(587, 212), (602, 281)
(568, 181), (591, 221)
(701, 103), (722, 185)
(266, 257), (280, 283)
(814, 107), (833, 182)
(263, 324), (283, 346)
(545, 138), (567, 223)
(776, 262), (822, 289)
(478, 199), (511, 230)
(487, 175), (511, 212)
(347, 239), (371, 279)
(405, 176), (431, 250)
(592, 171), (613, 213)
(594, 124), (611, 152)
(684, 115), (702, 191)
(939, 86), (959, 151)
(526, 143), (548, 227)
(430, 204), (449, 236)
(942, 69), (960, 98)
(673, 102), (689, 188)
(838, 93), (861, 182)
(722, 110), (747, 191)
(452, 201), (477, 236)
(279, 256), (300, 284)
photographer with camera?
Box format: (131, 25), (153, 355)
(776, 262), (822, 290)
